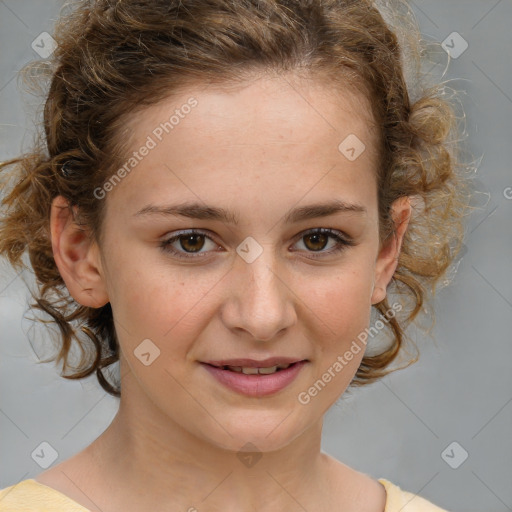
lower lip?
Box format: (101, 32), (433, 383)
(201, 361), (307, 397)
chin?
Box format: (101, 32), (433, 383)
(191, 409), (312, 454)
(209, 432), (297, 456)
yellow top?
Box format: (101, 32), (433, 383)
(0, 478), (450, 511)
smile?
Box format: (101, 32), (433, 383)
(216, 363), (293, 374)
(200, 361), (308, 397)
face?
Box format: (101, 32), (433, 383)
(51, 73), (410, 453)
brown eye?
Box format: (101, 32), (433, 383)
(302, 232), (329, 252)
(159, 227), (355, 261)
(178, 233), (206, 253)
(292, 228), (356, 259)
(159, 229), (218, 259)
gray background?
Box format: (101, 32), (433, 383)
(1, 1), (511, 511)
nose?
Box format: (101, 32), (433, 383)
(220, 247), (297, 342)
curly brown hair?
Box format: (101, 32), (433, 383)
(0, 0), (475, 398)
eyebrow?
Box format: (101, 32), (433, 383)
(133, 199), (367, 225)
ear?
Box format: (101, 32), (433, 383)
(371, 196), (412, 305)
(50, 195), (109, 308)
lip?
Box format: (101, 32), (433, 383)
(200, 360), (308, 397)
(203, 357), (305, 368)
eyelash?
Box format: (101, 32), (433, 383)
(159, 228), (356, 260)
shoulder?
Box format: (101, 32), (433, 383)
(378, 479), (451, 512)
(0, 479), (90, 512)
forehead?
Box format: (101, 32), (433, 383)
(108, 74), (380, 214)
(121, 72), (378, 160)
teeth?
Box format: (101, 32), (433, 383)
(242, 367), (263, 375)
(222, 363), (292, 375)
(254, 365), (278, 375)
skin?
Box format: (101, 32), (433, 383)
(41, 73), (411, 512)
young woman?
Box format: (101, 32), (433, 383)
(0, 0), (472, 510)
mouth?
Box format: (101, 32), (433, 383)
(200, 359), (309, 397)
(202, 357), (308, 375)
(204, 361), (303, 375)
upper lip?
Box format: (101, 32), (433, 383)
(203, 357), (307, 368)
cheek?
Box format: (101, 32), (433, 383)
(110, 259), (220, 354)
(296, 270), (373, 406)
(312, 267), (373, 338)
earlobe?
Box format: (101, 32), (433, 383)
(371, 285), (386, 305)
(371, 196), (412, 305)
(50, 195), (109, 308)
